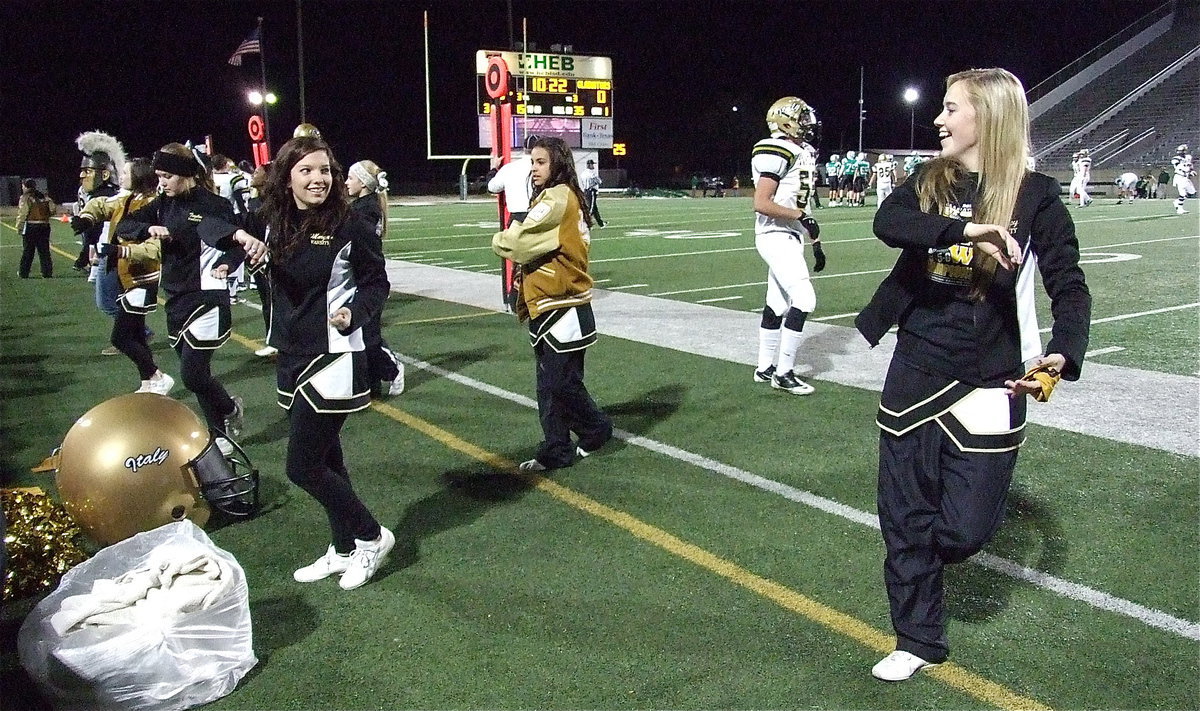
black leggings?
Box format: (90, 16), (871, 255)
(285, 400), (381, 553)
(112, 308), (157, 380)
(175, 342), (234, 431)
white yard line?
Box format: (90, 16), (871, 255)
(1042, 303), (1199, 332)
(396, 352), (1200, 642)
(813, 311), (861, 322)
(1085, 346), (1126, 357)
(1079, 234), (1199, 250)
(696, 295), (743, 303)
(606, 283), (649, 290)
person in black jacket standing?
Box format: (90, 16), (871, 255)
(115, 143), (267, 453)
(856, 68), (1091, 682)
(347, 159), (404, 397)
(259, 137), (395, 591)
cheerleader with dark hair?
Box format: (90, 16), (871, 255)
(492, 136), (613, 472)
(257, 136), (394, 590)
(114, 143), (268, 451)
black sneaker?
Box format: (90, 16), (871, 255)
(771, 371), (815, 395)
(753, 364), (776, 383)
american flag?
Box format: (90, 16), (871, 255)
(228, 28), (261, 66)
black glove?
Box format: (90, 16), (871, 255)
(812, 241), (826, 273)
(799, 214), (820, 241)
(70, 215), (90, 233)
(97, 242), (117, 258)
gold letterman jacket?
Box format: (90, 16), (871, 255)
(81, 191), (161, 291)
(492, 184), (593, 322)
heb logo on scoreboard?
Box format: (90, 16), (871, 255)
(476, 49), (612, 80)
(581, 119), (613, 149)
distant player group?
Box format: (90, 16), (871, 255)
(1068, 144), (1194, 214)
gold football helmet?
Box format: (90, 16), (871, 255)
(293, 123), (322, 139)
(766, 97), (818, 141)
(55, 393), (258, 545)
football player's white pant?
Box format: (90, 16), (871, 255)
(1069, 177), (1090, 204)
(756, 232), (816, 315)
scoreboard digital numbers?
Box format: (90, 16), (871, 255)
(476, 50), (613, 149)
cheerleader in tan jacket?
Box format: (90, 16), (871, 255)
(77, 158), (174, 394)
(493, 137), (613, 472)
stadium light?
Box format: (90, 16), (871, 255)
(246, 88), (276, 154)
(903, 87), (919, 150)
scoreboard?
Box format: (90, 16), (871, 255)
(476, 50), (613, 148)
(478, 75), (613, 118)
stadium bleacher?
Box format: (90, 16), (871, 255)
(1029, 1), (1199, 184)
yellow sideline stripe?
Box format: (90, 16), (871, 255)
(0, 212), (1049, 708)
(368, 397), (1051, 711)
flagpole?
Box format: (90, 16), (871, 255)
(256, 16), (272, 151)
(296, 0), (306, 123)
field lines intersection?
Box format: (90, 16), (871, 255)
(390, 351), (1200, 643)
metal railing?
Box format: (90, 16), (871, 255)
(1097, 128), (1158, 167)
(1035, 44), (1200, 159)
(1026, 3), (1172, 103)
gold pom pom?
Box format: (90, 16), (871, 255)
(2, 487), (90, 601)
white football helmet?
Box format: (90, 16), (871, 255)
(845, 150), (856, 160)
(829, 153), (840, 162)
(1178, 144), (1189, 154)
(766, 96), (818, 141)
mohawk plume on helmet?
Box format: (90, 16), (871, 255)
(76, 130), (127, 176)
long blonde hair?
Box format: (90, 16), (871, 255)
(916, 68), (1030, 300)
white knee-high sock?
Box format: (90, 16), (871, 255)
(777, 328), (805, 374)
(758, 328), (781, 370)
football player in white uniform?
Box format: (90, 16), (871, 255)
(1069, 149), (1093, 207)
(825, 153), (842, 206)
(751, 96), (824, 395)
(870, 153), (897, 206)
(1114, 171), (1139, 204)
(1171, 144), (1195, 215)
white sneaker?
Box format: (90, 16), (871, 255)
(338, 527), (396, 590)
(294, 545), (352, 582)
(871, 650), (939, 682)
(255, 345), (279, 357)
(1178, 208), (1189, 215)
(518, 458), (548, 472)
(224, 395), (244, 438)
(145, 372), (174, 396)
(136, 380), (152, 393)
(388, 362), (405, 396)
(215, 437), (235, 457)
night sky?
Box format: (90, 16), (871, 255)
(2, 0), (1153, 200)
